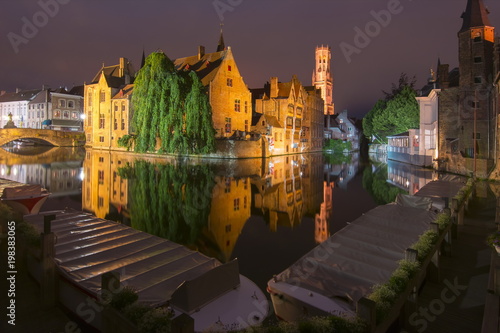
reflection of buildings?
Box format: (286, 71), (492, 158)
(252, 154), (324, 234)
(81, 150), (329, 263)
(208, 176), (251, 262)
(0, 149), (83, 197)
(82, 150), (130, 221)
(323, 153), (359, 189)
(386, 160), (437, 195)
(315, 181), (334, 244)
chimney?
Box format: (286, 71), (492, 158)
(198, 45), (205, 60)
(16, 88), (21, 93)
(125, 74), (131, 85)
(119, 57), (127, 77)
(270, 77), (279, 98)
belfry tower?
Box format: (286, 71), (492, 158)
(312, 46), (334, 115)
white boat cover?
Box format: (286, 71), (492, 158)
(24, 210), (240, 311)
(274, 202), (437, 308)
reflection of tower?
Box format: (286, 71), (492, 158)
(312, 45), (334, 115)
(315, 181), (334, 244)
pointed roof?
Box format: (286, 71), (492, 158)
(141, 49), (146, 69)
(460, 0), (492, 32)
(217, 24), (225, 52)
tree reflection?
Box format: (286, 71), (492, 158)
(119, 160), (215, 246)
(362, 163), (407, 204)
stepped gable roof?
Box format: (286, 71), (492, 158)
(174, 50), (226, 86)
(460, 0), (492, 33)
(112, 84), (134, 99)
(0, 89), (41, 103)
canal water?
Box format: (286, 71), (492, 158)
(0, 146), (437, 292)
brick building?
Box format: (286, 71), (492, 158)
(436, 0), (497, 177)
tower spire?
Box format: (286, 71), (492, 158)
(460, 0), (491, 32)
(140, 47), (146, 69)
(217, 22), (225, 52)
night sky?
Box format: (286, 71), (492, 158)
(1, 0), (499, 118)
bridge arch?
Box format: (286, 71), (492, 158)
(0, 128), (84, 147)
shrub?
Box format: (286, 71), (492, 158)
(137, 307), (173, 333)
(109, 286), (138, 311)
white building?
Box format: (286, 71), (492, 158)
(0, 89), (41, 128)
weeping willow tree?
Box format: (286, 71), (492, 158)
(131, 51), (216, 154)
(119, 160), (215, 245)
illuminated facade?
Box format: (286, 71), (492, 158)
(174, 44), (252, 139)
(84, 57), (135, 149)
(253, 75), (323, 154)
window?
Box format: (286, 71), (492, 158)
(474, 35), (482, 43)
(99, 113), (105, 129)
(72, 112), (78, 119)
(244, 101), (248, 113)
(286, 117), (293, 128)
(227, 78), (233, 87)
(68, 101), (74, 108)
(54, 110), (61, 118)
(245, 120), (249, 132)
(114, 103), (118, 111)
(225, 225), (232, 233)
(233, 198), (240, 211)
(228, 65), (232, 71)
(244, 196), (247, 209)
(87, 111), (92, 126)
(296, 107), (302, 115)
(114, 118), (118, 130)
(98, 157), (104, 162)
(59, 100), (66, 108)
(100, 91), (106, 102)
(225, 177), (231, 193)
(121, 102), (125, 111)
(121, 118), (125, 130)
(474, 76), (482, 84)
(234, 99), (240, 112)
(98, 196), (104, 207)
(87, 92), (92, 107)
(295, 119), (301, 128)
(98, 170), (104, 184)
(99, 136), (105, 143)
(225, 117), (231, 133)
(63, 111), (70, 119)
(37, 111), (40, 118)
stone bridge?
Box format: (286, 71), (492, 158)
(0, 128), (85, 147)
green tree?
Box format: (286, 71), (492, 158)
(132, 52), (216, 155)
(363, 73), (419, 143)
(132, 52), (174, 153)
(184, 71), (216, 154)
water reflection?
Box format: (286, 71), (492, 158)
(0, 147), (84, 197)
(81, 150), (330, 263)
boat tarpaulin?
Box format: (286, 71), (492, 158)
(274, 203), (436, 307)
(24, 210), (239, 307)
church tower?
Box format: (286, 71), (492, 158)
(312, 46), (334, 115)
(458, 0), (495, 88)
